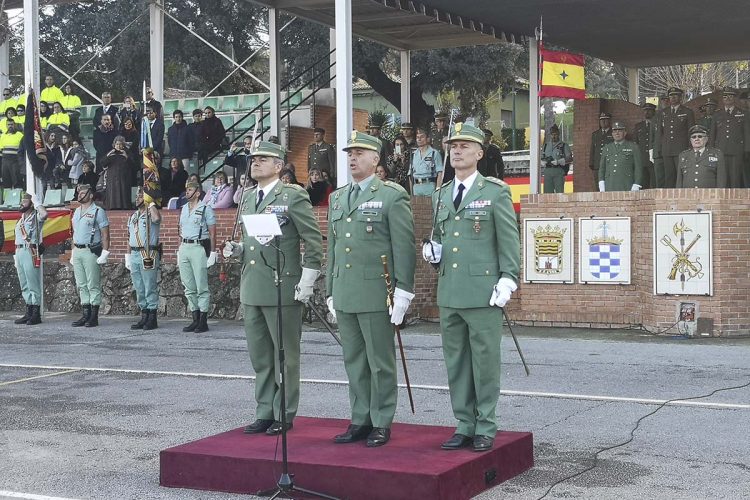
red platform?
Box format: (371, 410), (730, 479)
(160, 417), (533, 500)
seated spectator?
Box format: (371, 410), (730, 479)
(40, 75), (64, 104)
(93, 114), (117, 173)
(15, 103), (26, 119)
(279, 167), (303, 187)
(167, 110), (194, 170)
(101, 135), (136, 210)
(65, 139), (89, 185)
(0, 120), (24, 188)
(206, 171), (234, 208)
(165, 157), (188, 200)
(232, 173), (255, 205)
(0, 88), (15, 114)
(198, 106), (225, 167)
(386, 135), (411, 193)
(375, 164), (390, 181)
(118, 96), (141, 132)
(93, 91), (119, 130)
(176, 173), (205, 208)
(306, 167), (332, 207)
(39, 100), (51, 129)
(0, 107), (19, 133)
(77, 160), (99, 187)
(60, 84), (82, 111)
(47, 102), (71, 131)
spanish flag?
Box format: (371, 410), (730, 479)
(539, 47), (585, 100)
(2, 209), (72, 253)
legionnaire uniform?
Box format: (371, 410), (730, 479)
(709, 88), (750, 188)
(599, 122), (644, 192)
(307, 128), (336, 183)
(13, 193), (47, 326)
(589, 112), (613, 174)
(226, 141), (324, 436)
(541, 125), (572, 193)
(409, 144), (443, 196)
(326, 131), (416, 447)
(127, 193), (161, 331)
(178, 182), (217, 333)
(71, 185), (110, 328)
(633, 103), (657, 189)
(423, 123), (520, 452)
(655, 87), (695, 188)
(677, 126), (727, 189)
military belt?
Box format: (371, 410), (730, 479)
(16, 243), (38, 249)
(131, 244), (159, 251)
(74, 243), (91, 248)
(181, 238), (209, 244)
(413, 177), (436, 184)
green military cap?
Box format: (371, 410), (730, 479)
(611, 121), (627, 130)
(722, 87), (738, 96)
(250, 140), (286, 159)
(343, 130), (382, 152)
(598, 112), (611, 119)
(434, 111), (448, 119)
(400, 122), (414, 129)
(667, 87), (684, 96)
(689, 124), (708, 136)
(447, 122), (485, 144)
(642, 103), (657, 110)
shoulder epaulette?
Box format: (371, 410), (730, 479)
(485, 176), (507, 186)
(438, 179), (454, 190)
(383, 180), (407, 193)
(285, 183), (305, 192)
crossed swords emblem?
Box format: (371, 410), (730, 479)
(660, 219), (703, 290)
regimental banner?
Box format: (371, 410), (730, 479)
(523, 218), (574, 283)
(579, 217), (631, 284)
(653, 211), (713, 296)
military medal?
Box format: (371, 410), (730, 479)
(474, 218), (481, 233)
(366, 225), (373, 233)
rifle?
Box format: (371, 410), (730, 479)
(380, 254), (415, 414)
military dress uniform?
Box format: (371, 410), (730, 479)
(698, 98), (718, 141)
(633, 105), (656, 189)
(178, 197), (216, 331)
(429, 123), (520, 448)
(589, 113), (613, 173)
(709, 102), (749, 188)
(410, 145), (443, 196)
(599, 133), (644, 192)
(327, 132), (416, 442)
(655, 89), (696, 188)
(676, 146), (727, 189)
(127, 206), (161, 330)
(71, 201), (109, 327)
(234, 141), (323, 434)
(541, 137), (572, 194)
(307, 140), (336, 182)
(14, 196), (47, 325)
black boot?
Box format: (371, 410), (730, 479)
(26, 305), (42, 325)
(72, 305), (91, 327)
(131, 309), (148, 330)
(85, 305), (100, 327)
(182, 310), (200, 332)
(14, 305), (31, 324)
(143, 309), (158, 331)
(194, 311), (209, 333)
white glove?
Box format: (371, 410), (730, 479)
(222, 240), (243, 259)
(556, 158), (566, 166)
(124, 253), (132, 271)
(648, 149), (654, 162)
(96, 249), (110, 265)
(294, 267), (320, 303)
(489, 277), (517, 308)
(389, 288), (415, 325)
(631, 184), (641, 191)
(206, 251), (217, 268)
(422, 240), (442, 263)
(326, 296), (337, 322)
(598, 180), (606, 192)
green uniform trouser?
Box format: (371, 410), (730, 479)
(177, 243), (209, 312)
(131, 252), (160, 310)
(663, 155), (678, 188)
(439, 306), (503, 438)
(15, 247), (42, 305)
(725, 155), (743, 188)
(543, 166), (565, 193)
(653, 156), (665, 188)
(243, 304), (303, 422)
(412, 181), (436, 196)
(71, 246), (102, 306)
(336, 310), (397, 429)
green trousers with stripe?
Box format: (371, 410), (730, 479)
(15, 247), (42, 305)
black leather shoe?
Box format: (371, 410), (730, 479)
(441, 433), (473, 450)
(265, 420), (293, 435)
(366, 427), (390, 447)
(243, 419), (274, 434)
(472, 435), (494, 452)
(333, 424), (373, 444)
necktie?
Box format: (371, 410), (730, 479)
(454, 183), (465, 210)
(256, 189), (264, 210)
(695, 150), (701, 161)
(349, 184), (360, 205)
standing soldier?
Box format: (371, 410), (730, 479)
(223, 141), (323, 436)
(431, 112), (450, 151)
(599, 121), (643, 192)
(178, 179), (217, 333)
(541, 124), (572, 193)
(655, 87), (695, 188)
(126, 188), (161, 331)
(326, 131), (416, 448)
(13, 193), (47, 326)
(709, 88), (750, 188)
(307, 127), (336, 184)
(676, 125), (727, 188)
(70, 184), (110, 328)
(589, 112), (613, 178)
(422, 122), (520, 452)
(633, 103), (657, 189)
(699, 98), (718, 139)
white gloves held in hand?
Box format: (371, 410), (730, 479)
(489, 277), (517, 308)
(326, 296), (337, 322)
(556, 158), (567, 166)
(598, 181), (606, 192)
(294, 268), (320, 303)
(206, 251), (218, 268)
(96, 249), (110, 265)
(631, 184), (641, 191)
(389, 288), (415, 325)
(124, 253), (132, 271)
(422, 240), (442, 264)
(222, 240), (243, 259)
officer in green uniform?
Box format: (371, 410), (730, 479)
(633, 103), (657, 189)
(677, 125), (727, 188)
(71, 184), (110, 327)
(655, 87), (695, 188)
(599, 121), (644, 192)
(178, 180), (217, 333)
(126, 188), (161, 331)
(541, 124), (572, 193)
(422, 122), (520, 452)
(223, 141), (324, 436)
(699, 98), (718, 140)
(709, 87), (750, 188)
(326, 131), (416, 448)
(307, 127), (336, 184)
(13, 193), (47, 326)
(589, 112), (613, 176)
(431, 112), (450, 152)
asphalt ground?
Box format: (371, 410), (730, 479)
(0, 312), (749, 500)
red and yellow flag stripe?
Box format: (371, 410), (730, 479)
(505, 175), (574, 213)
(1, 209), (72, 253)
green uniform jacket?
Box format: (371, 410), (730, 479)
(589, 128), (613, 170)
(655, 105), (695, 157)
(676, 147), (727, 188)
(709, 108), (750, 157)
(700, 115), (716, 141)
(432, 175), (520, 309)
(307, 141), (336, 176)
(326, 177), (415, 313)
(599, 140), (643, 191)
(633, 119), (655, 156)
(240, 182), (323, 306)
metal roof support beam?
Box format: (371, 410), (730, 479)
(0, 38), (9, 91)
(400, 50), (410, 123)
(628, 67), (639, 104)
(23, 0), (41, 196)
(150, 0), (165, 101)
(334, 0), (353, 187)
(329, 28), (336, 88)
(528, 37), (540, 195)
(268, 7), (281, 138)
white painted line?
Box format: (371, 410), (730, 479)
(1, 363), (747, 410)
(0, 490), (82, 500)
(0, 370), (80, 387)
